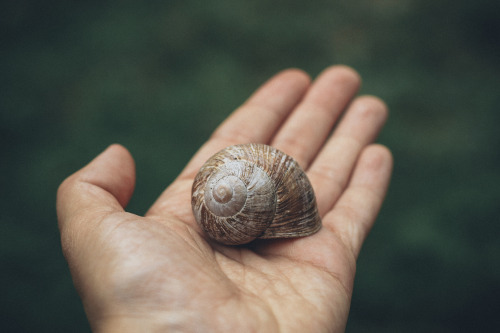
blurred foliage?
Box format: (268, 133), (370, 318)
(1, 0), (499, 331)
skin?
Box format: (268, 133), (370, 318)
(57, 65), (393, 332)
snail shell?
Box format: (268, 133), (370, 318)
(191, 143), (321, 245)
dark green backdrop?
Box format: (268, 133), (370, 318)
(1, 0), (499, 331)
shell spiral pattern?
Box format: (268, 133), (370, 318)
(191, 143), (322, 245)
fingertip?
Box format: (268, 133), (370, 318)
(57, 144), (136, 225)
(258, 68), (311, 100)
(83, 144), (136, 208)
(355, 95), (388, 111)
(355, 144), (393, 187)
(364, 144), (393, 168)
(319, 65), (362, 88)
(278, 68), (312, 86)
(348, 95), (389, 131)
(246, 67), (311, 108)
(333, 95), (389, 144)
(104, 144), (137, 187)
(106, 143), (134, 160)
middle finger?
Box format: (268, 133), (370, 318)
(307, 95), (389, 217)
(271, 65), (361, 168)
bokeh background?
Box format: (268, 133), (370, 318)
(2, 0), (499, 331)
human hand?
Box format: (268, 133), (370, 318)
(57, 66), (392, 332)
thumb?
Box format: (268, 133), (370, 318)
(57, 144), (136, 235)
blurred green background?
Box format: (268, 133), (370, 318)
(1, 0), (499, 331)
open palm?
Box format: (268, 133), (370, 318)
(57, 66), (392, 332)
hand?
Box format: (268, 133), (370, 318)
(57, 66), (392, 332)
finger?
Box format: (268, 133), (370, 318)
(323, 144), (393, 258)
(271, 65), (361, 168)
(147, 69), (310, 221)
(178, 69), (311, 181)
(307, 96), (388, 216)
(251, 145), (391, 290)
(57, 144), (136, 237)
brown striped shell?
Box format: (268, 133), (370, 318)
(191, 143), (321, 245)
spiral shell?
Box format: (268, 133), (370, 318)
(191, 143), (321, 245)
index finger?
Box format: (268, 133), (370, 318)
(147, 69), (311, 221)
(178, 69), (311, 180)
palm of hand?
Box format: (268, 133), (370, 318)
(92, 211), (348, 332)
(57, 66), (392, 332)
